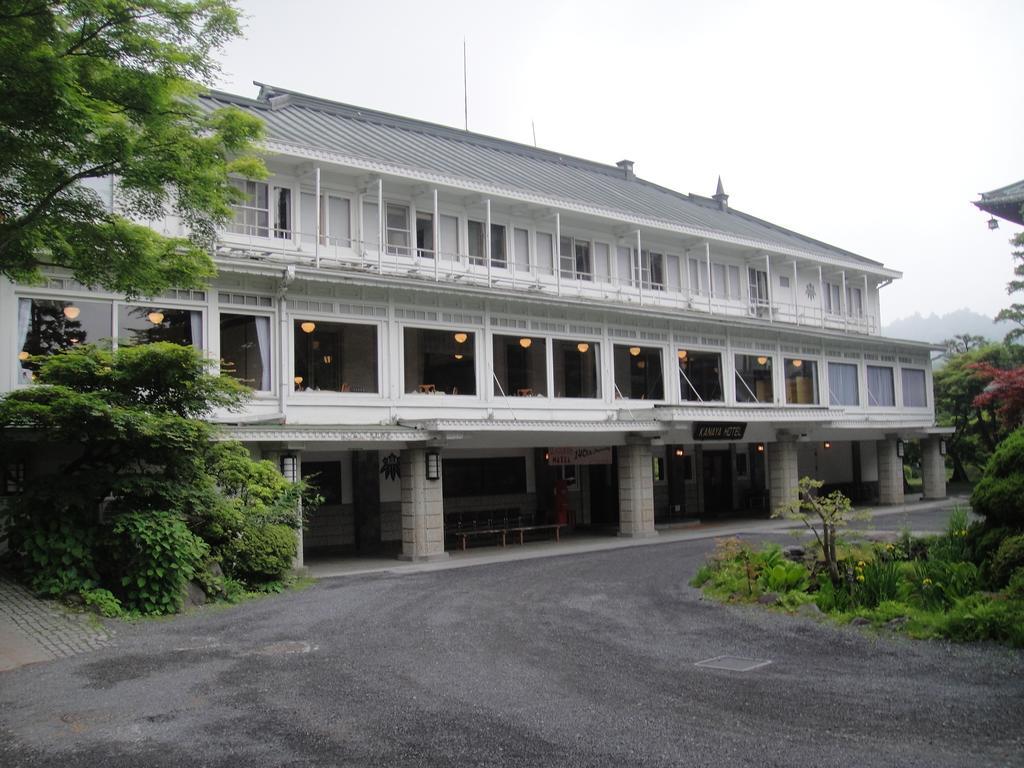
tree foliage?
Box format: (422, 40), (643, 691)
(970, 427), (1024, 531)
(0, 0), (265, 296)
(0, 343), (305, 613)
(996, 230), (1024, 344)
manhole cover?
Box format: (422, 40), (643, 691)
(694, 655), (772, 672)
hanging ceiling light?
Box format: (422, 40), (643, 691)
(63, 305), (81, 320)
(454, 353), (464, 360)
(519, 337), (532, 349)
(322, 355), (332, 364)
(577, 342), (590, 353)
(629, 346), (641, 357)
(293, 376), (303, 386)
(756, 355), (768, 366)
(988, 217), (999, 230)
(17, 351), (29, 361)
(674, 447), (685, 457)
(454, 332), (468, 344)
(792, 359), (803, 368)
(147, 311), (165, 325)
(300, 321), (316, 334)
(677, 350), (688, 360)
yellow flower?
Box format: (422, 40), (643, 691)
(856, 574), (865, 582)
(922, 578), (933, 586)
(857, 561), (866, 568)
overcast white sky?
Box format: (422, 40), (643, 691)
(214, 0), (1024, 325)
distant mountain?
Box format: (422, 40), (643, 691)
(883, 309), (1008, 345)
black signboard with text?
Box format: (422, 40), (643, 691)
(692, 422), (747, 441)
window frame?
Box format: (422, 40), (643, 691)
(676, 347), (724, 403)
(292, 317), (382, 396)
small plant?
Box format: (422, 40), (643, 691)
(855, 557), (901, 608)
(759, 560), (810, 594)
(79, 588), (124, 618)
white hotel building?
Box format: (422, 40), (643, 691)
(1, 85), (949, 562)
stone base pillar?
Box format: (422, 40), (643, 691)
(398, 448), (448, 562)
(877, 438), (905, 505)
(921, 438), (947, 500)
(617, 443), (657, 538)
(767, 438), (799, 516)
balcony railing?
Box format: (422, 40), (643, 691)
(217, 226), (878, 335)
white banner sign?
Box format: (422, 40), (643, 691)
(547, 447), (613, 466)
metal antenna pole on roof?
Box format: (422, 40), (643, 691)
(463, 38), (468, 131)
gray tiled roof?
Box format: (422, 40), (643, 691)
(200, 85), (887, 271)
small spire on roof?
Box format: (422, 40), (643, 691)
(713, 176), (729, 211)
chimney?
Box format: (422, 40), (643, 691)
(712, 176), (729, 211)
(616, 159), (635, 180)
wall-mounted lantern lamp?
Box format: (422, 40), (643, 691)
(425, 451), (441, 481)
(755, 443), (765, 453)
(280, 454), (298, 482)
(939, 439), (947, 456)
(823, 441), (832, 450)
(674, 447), (686, 457)
(896, 439), (905, 459)
(988, 217), (999, 230)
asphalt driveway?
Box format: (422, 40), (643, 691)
(1, 505), (1022, 767)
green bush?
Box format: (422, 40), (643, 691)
(964, 521), (1010, 566)
(1006, 568), (1024, 600)
(903, 560), (979, 611)
(941, 595), (1024, 647)
(816, 576), (853, 612)
(106, 511), (209, 615)
(759, 561), (810, 593)
(7, 512), (99, 597)
(989, 535), (1024, 589)
(926, 507), (971, 563)
(970, 428), (1024, 529)
(80, 588), (124, 618)
(222, 524), (296, 584)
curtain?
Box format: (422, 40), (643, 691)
(866, 365), (894, 407)
(188, 311), (202, 350)
(902, 368), (926, 407)
(440, 214), (459, 262)
(535, 232), (553, 274)
(18, 299), (32, 382)
(828, 363), (859, 406)
(514, 228), (530, 272)
(255, 316), (271, 391)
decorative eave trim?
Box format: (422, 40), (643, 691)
(401, 418), (664, 433)
(261, 139), (902, 280)
(654, 405), (840, 423)
(214, 426), (426, 443)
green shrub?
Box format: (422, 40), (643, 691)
(964, 521), (1010, 566)
(970, 428), (1024, 529)
(903, 560), (979, 611)
(816, 577), (853, 612)
(6, 513), (99, 597)
(80, 588), (124, 618)
(926, 507), (971, 563)
(941, 595), (1024, 647)
(223, 523), (296, 583)
(1005, 568), (1024, 600)
(106, 511), (209, 615)
(759, 561), (810, 593)
(989, 535), (1024, 589)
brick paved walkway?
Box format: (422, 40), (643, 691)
(0, 576), (114, 670)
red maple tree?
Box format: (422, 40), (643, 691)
(969, 363), (1024, 430)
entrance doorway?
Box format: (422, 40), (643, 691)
(701, 449), (733, 517)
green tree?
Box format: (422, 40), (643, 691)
(996, 230), (1024, 344)
(0, 343), (304, 613)
(0, 0), (265, 297)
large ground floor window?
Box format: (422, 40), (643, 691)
(294, 320), (378, 393)
(442, 456), (527, 497)
(735, 354), (773, 403)
(117, 305), (201, 347)
(828, 362), (860, 406)
(404, 328), (476, 395)
(677, 349), (722, 402)
(220, 314), (271, 391)
(867, 365), (895, 407)
(784, 358), (819, 405)
(614, 345), (664, 400)
(552, 339), (600, 398)
(492, 335), (546, 396)
(17, 298), (112, 380)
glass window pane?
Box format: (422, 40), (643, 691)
(362, 201), (379, 250)
(440, 214), (459, 261)
(828, 362), (860, 406)
(490, 223), (507, 268)
(552, 339), (600, 398)
(328, 196), (351, 247)
(574, 240), (591, 280)
(273, 188), (291, 238)
(712, 263), (727, 299)
(613, 345), (664, 400)
(735, 354), (773, 403)
(18, 298), (112, 380)
(386, 204), (410, 255)
(785, 359), (819, 405)
(866, 365), (895, 407)
(677, 349), (722, 402)
(535, 232), (554, 274)
(468, 220), (485, 264)
(728, 265), (741, 300)
(901, 368), (927, 408)
(294, 320), (378, 393)
(492, 335), (547, 396)
(220, 314), (271, 391)
(416, 211), (434, 258)
(403, 328), (476, 395)
(514, 228), (530, 272)
(118, 306), (201, 348)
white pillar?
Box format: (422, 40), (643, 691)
(920, 438), (947, 500)
(398, 448), (448, 561)
(876, 438), (905, 505)
(618, 442), (657, 537)
(767, 437), (799, 515)
(277, 451), (304, 569)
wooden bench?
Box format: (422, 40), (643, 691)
(450, 521), (566, 551)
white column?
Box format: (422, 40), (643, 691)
(278, 451), (304, 569)
(618, 442), (657, 538)
(398, 448), (448, 561)
(920, 438), (947, 500)
(767, 437), (799, 515)
(876, 438), (905, 505)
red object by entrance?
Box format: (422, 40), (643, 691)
(553, 479), (570, 526)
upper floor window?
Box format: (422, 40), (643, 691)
(633, 249), (664, 291)
(230, 179), (290, 239)
(385, 203), (411, 256)
(118, 305), (201, 348)
(712, 263), (742, 301)
(17, 298), (112, 382)
(748, 268), (769, 306)
(493, 335), (546, 397)
(294, 320), (378, 393)
(560, 236), (592, 281)
(825, 282), (842, 315)
(677, 349), (723, 402)
(467, 220), (507, 268)
(902, 368), (928, 408)
(404, 328), (476, 396)
(846, 286), (864, 318)
(300, 192), (350, 248)
(784, 358), (819, 405)
(613, 345), (664, 400)
(553, 339), (600, 398)
(416, 211), (434, 259)
(220, 314), (271, 391)
(536, 232), (555, 275)
(828, 362), (860, 406)
(688, 257), (706, 295)
(735, 354), (773, 403)
(513, 228), (530, 272)
(866, 365), (895, 407)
